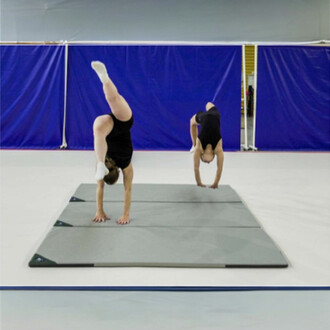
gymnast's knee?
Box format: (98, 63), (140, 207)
(93, 116), (109, 136)
(205, 102), (214, 110)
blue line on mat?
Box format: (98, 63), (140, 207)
(1, 286), (329, 291)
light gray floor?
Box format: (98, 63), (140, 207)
(1, 290), (330, 330)
(1, 150), (330, 286)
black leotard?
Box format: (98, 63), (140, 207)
(106, 113), (133, 169)
(195, 106), (221, 150)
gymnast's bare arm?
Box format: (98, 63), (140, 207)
(193, 140), (206, 187)
(93, 180), (110, 222)
(210, 140), (224, 189)
(117, 162), (134, 225)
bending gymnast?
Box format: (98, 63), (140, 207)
(190, 102), (224, 188)
(91, 61), (133, 224)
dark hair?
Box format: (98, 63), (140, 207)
(103, 158), (119, 185)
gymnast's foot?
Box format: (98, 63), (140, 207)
(91, 61), (109, 84)
(95, 161), (109, 181)
(189, 145), (196, 153)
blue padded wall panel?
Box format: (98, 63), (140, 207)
(1, 45), (64, 149)
(256, 46), (330, 151)
(66, 45), (241, 150)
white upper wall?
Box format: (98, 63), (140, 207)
(1, 0), (329, 42)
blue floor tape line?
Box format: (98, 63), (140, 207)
(1, 286), (329, 291)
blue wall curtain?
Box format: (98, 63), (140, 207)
(1, 45), (64, 149)
(256, 46), (330, 151)
(66, 45), (242, 151)
(2, 44), (329, 151)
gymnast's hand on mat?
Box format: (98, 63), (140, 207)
(209, 183), (218, 189)
(116, 214), (130, 225)
(92, 211), (110, 223)
(197, 182), (206, 188)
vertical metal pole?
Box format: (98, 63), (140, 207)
(242, 44), (248, 150)
(60, 40), (68, 149)
(250, 44), (258, 151)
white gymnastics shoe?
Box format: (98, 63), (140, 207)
(91, 61), (109, 84)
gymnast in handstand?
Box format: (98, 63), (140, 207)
(91, 61), (133, 224)
(190, 102), (224, 188)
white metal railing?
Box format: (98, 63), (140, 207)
(60, 41), (69, 149)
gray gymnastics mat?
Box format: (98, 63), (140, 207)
(70, 183), (241, 202)
(29, 184), (288, 268)
(30, 227), (287, 267)
(55, 202), (259, 227)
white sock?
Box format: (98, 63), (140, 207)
(189, 145), (196, 153)
(95, 162), (109, 181)
(91, 61), (109, 84)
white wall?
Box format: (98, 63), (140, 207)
(1, 0), (329, 42)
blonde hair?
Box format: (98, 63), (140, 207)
(104, 158), (119, 185)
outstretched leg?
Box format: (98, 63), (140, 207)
(91, 61), (132, 121)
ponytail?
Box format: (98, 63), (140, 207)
(104, 157), (119, 185)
